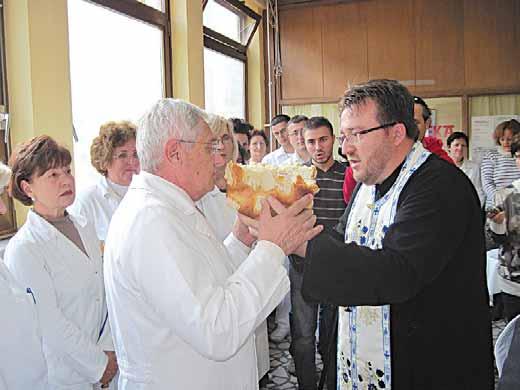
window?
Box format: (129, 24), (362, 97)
(203, 0), (260, 119)
(68, 0), (171, 191)
(204, 48), (246, 119)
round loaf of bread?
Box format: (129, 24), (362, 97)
(224, 161), (320, 218)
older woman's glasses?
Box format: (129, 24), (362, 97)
(113, 151), (139, 161)
(337, 122), (397, 145)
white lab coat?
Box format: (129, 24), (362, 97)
(197, 186), (237, 241)
(262, 147), (293, 166)
(71, 176), (125, 242)
(197, 187), (271, 379)
(4, 210), (113, 390)
(0, 261), (48, 390)
(104, 171), (289, 390)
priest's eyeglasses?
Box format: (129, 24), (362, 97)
(337, 122), (397, 145)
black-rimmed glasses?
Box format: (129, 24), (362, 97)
(337, 122), (398, 145)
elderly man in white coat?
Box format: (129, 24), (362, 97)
(103, 99), (322, 390)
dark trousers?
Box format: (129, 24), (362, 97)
(289, 262), (337, 390)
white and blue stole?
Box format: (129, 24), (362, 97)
(338, 142), (430, 390)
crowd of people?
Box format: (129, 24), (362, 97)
(0, 79), (518, 390)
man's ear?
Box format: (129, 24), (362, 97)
(393, 123), (408, 146)
(164, 138), (181, 164)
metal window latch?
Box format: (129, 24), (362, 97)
(0, 112), (9, 144)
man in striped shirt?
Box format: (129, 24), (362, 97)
(289, 116), (347, 390)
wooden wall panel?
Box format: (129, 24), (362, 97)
(464, 0), (520, 89)
(321, 2), (368, 99)
(277, 0), (520, 103)
(414, 0), (464, 94)
(279, 7), (323, 100)
(365, 0), (415, 89)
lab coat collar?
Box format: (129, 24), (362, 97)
(97, 175), (128, 201)
(97, 175), (111, 198)
(25, 208), (88, 242)
(208, 186), (224, 198)
(130, 171), (199, 216)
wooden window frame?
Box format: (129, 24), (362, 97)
(87, 0), (173, 97)
(202, 0), (261, 119)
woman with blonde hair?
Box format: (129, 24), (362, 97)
(197, 113), (270, 386)
(206, 114), (238, 191)
(71, 121), (139, 243)
(5, 136), (117, 389)
(0, 162), (49, 389)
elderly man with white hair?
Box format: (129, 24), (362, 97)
(103, 99), (322, 390)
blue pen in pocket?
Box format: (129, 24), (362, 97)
(26, 287), (36, 304)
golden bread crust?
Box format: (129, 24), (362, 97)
(224, 161), (319, 218)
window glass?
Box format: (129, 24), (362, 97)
(204, 48), (245, 119)
(203, 0), (256, 45)
(204, 0), (241, 42)
(68, 0), (164, 191)
(137, 0), (165, 11)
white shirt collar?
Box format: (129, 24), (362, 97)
(130, 171), (199, 216)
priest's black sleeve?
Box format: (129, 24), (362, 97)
(302, 157), (483, 307)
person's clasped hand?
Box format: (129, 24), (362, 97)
(238, 194), (323, 255)
(99, 351), (118, 388)
(491, 211), (505, 225)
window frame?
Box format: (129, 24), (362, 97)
(202, 0), (261, 119)
(87, 0), (173, 97)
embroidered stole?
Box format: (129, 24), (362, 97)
(338, 143), (430, 390)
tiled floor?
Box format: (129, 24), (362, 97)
(261, 316), (507, 390)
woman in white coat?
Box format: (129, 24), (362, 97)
(71, 121), (139, 243)
(0, 162), (48, 389)
(197, 114), (271, 385)
(4, 136), (118, 389)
